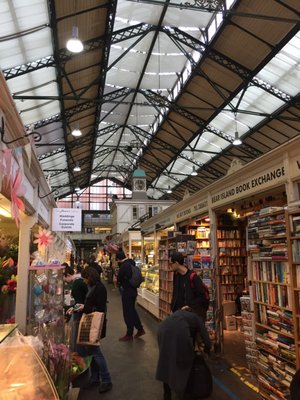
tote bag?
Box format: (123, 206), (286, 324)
(77, 311), (105, 346)
(184, 352), (213, 399)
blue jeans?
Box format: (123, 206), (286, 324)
(85, 345), (111, 384)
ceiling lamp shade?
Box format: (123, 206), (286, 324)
(233, 131), (242, 146)
(71, 125), (82, 137)
(233, 113), (242, 146)
(73, 162), (81, 172)
(191, 166), (198, 176)
(75, 187), (80, 192)
(66, 26), (84, 53)
(166, 185), (172, 194)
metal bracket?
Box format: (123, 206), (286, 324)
(37, 184), (59, 199)
(0, 116), (41, 145)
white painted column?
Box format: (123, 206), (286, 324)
(15, 213), (37, 334)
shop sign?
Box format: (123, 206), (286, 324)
(288, 156), (300, 180)
(176, 199), (208, 221)
(52, 208), (82, 231)
(211, 166), (285, 206)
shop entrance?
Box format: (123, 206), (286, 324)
(216, 188), (288, 372)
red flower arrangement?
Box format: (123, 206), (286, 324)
(1, 276), (17, 294)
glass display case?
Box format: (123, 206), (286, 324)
(144, 266), (159, 294)
(137, 265), (159, 318)
(27, 264), (65, 339)
(27, 264), (68, 398)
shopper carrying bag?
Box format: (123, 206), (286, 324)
(71, 267), (112, 393)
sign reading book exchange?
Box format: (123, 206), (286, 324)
(52, 208), (82, 231)
(211, 166), (285, 206)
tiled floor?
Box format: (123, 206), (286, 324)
(73, 283), (260, 400)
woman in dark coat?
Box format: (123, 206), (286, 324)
(76, 267), (112, 393)
(156, 307), (211, 400)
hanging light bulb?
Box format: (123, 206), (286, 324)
(167, 185), (172, 194)
(233, 131), (242, 146)
(73, 162), (81, 172)
(71, 124), (82, 137)
(191, 166), (198, 176)
(233, 113), (242, 145)
(66, 26), (84, 53)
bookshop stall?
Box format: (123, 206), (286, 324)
(141, 136), (300, 399)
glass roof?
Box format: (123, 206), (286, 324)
(0, 0), (299, 200)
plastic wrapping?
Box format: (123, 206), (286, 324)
(0, 335), (59, 400)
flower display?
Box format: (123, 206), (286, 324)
(1, 275), (17, 294)
(34, 228), (54, 248)
(70, 353), (92, 381)
(0, 257), (17, 295)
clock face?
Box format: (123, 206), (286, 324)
(134, 179), (146, 191)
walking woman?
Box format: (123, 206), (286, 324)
(76, 267), (113, 393)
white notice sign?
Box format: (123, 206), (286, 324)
(52, 208), (82, 232)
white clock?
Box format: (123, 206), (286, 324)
(133, 179), (146, 191)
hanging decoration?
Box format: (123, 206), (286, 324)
(103, 235), (120, 253)
(2, 148), (13, 189)
(10, 167), (26, 227)
(34, 228), (54, 249)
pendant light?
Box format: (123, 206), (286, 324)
(166, 185), (172, 194)
(73, 162), (81, 172)
(71, 124), (82, 137)
(191, 166), (198, 176)
(233, 114), (242, 146)
(66, 26), (84, 53)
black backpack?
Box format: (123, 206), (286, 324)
(189, 271), (210, 312)
(128, 261), (144, 288)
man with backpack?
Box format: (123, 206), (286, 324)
(170, 252), (209, 320)
(116, 249), (145, 341)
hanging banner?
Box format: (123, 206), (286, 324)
(52, 208), (82, 231)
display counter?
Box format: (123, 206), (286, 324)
(137, 265), (159, 318)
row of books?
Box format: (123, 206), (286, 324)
(254, 282), (291, 309)
(256, 331), (295, 362)
(219, 248), (247, 256)
(252, 260), (290, 284)
(217, 229), (241, 239)
(255, 304), (294, 335)
(220, 275), (244, 284)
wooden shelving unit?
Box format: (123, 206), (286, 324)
(217, 223), (247, 302)
(248, 208), (296, 400)
(158, 234), (195, 320)
(185, 224), (216, 342)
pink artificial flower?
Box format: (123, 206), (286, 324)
(34, 228), (54, 248)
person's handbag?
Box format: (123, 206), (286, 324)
(184, 352), (213, 399)
(77, 311), (105, 346)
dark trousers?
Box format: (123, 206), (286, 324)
(121, 291), (143, 336)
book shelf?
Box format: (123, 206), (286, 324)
(158, 234), (195, 320)
(286, 209), (300, 369)
(248, 207), (297, 400)
(217, 223), (247, 302)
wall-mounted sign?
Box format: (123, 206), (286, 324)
(176, 199), (208, 221)
(211, 166), (285, 207)
(52, 208), (82, 231)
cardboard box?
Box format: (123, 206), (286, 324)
(225, 315), (236, 331)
